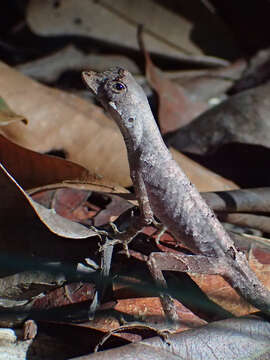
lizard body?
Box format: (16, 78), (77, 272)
(82, 67), (270, 315)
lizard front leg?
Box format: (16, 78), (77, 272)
(99, 170), (154, 257)
(110, 170), (154, 255)
(130, 168), (154, 226)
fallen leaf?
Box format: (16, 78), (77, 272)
(17, 45), (140, 83)
(167, 81), (270, 154)
(173, 59), (246, 103)
(50, 188), (93, 222)
(115, 297), (206, 331)
(188, 233), (270, 316)
(0, 134), (95, 190)
(26, 0), (239, 65)
(0, 163), (96, 239)
(0, 163), (99, 320)
(86, 316), (270, 359)
(0, 161), (98, 265)
(143, 41), (207, 133)
(94, 195), (133, 226)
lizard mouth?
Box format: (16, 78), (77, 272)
(81, 71), (100, 95)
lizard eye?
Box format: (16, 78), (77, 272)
(111, 81), (126, 93)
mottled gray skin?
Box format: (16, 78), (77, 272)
(82, 67), (270, 314)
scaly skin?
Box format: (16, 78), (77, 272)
(82, 67), (270, 315)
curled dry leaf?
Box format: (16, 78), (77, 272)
(167, 81), (270, 155)
(0, 134), (92, 190)
(0, 162), (98, 261)
(0, 162), (96, 239)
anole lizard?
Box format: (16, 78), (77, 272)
(82, 67), (270, 317)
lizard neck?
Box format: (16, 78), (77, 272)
(141, 125), (171, 163)
(125, 112), (171, 166)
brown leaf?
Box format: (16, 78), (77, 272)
(189, 235), (270, 317)
(94, 195), (133, 226)
(33, 283), (96, 309)
(0, 134), (94, 190)
(115, 297), (206, 331)
(140, 33), (207, 134)
(50, 188), (93, 222)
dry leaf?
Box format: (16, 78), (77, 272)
(0, 163), (98, 319)
(17, 45), (140, 83)
(0, 163), (96, 239)
(168, 81), (270, 154)
(141, 38), (207, 133)
(0, 161), (97, 263)
(85, 317), (270, 360)
(173, 59), (246, 103)
(26, 0), (239, 65)
(115, 297), (206, 331)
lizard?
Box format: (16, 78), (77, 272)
(82, 67), (270, 318)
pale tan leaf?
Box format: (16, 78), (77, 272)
(26, 0), (239, 65)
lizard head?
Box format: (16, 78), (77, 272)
(82, 67), (148, 150)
